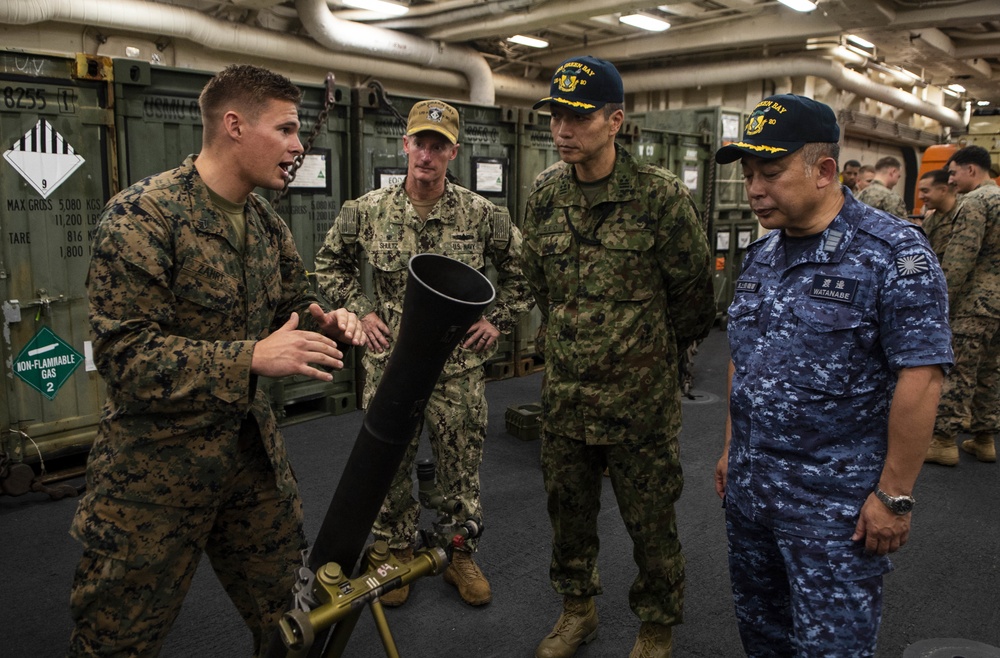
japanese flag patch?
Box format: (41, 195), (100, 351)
(896, 253), (930, 277)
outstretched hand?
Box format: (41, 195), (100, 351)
(252, 311), (347, 381)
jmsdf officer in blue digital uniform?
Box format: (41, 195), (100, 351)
(713, 94), (953, 657)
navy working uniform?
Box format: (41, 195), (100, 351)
(725, 190), (953, 656)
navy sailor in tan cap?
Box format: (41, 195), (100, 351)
(315, 100), (532, 607)
(522, 56), (715, 658)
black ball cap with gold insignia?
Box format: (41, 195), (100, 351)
(533, 56), (624, 115)
(715, 94), (840, 164)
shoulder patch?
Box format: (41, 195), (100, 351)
(896, 252), (930, 277)
(338, 200), (358, 234)
(491, 206), (512, 250)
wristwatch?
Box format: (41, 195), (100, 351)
(875, 487), (915, 515)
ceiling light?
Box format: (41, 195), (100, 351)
(948, 83), (966, 93)
(776, 0), (816, 12)
(846, 34), (875, 49)
(619, 14), (671, 31)
(507, 35), (549, 48)
(342, 0), (408, 16)
(977, 100), (990, 106)
(943, 88), (959, 98)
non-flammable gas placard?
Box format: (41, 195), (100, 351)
(12, 326), (84, 400)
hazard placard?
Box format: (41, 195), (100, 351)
(12, 326), (84, 400)
(3, 118), (85, 199)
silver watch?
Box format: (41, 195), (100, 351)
(875, 487), (915, 515)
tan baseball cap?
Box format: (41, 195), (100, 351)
(406, 100), (460, 144)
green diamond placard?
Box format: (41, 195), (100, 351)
(12, 326), (84, 400)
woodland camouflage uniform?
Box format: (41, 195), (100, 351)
(930, 180), (1000, 442)
(69, 157), (320, 657)
(856, 180), (908, 220)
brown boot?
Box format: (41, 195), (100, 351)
(629, 622), (673, 658)
(925, 436), (958, 466)
(443, 551), (492, 605)
(535, 596), (598, 658)
(961, 433), (997, 462)
(379, 547), (414, 607)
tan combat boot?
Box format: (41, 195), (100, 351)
(961, 433), (997, 462)
(629, 622), (673, 658)
(535, 596), (598, 658)
(925, 435), (958, 466)
(379, 547), (414, 607)
(443, 550), (492, 605)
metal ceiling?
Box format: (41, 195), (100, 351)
(344, 0), (1000, 108)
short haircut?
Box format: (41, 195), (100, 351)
(843, 159), (861, 169)
(874, 156), (901, 171)
(199, 65), (301, 143)
(801, 142), (840, 169)
(947, 145), (992, 172)
(920, 168), (951, 187)
(859, 164), (875, 175)
(603, 102), (625, 118)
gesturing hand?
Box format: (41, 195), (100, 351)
(251, 312), (346, 381)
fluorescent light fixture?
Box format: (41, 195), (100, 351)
(947, 83), (966, 93)
(846, 34), (875, 49)
(507, 34), (549, 48)
(943, 88), (959, 98)
(342, 0), (408, 16)
(776, 0), (816, 12)
(977, 100), (991, 106)
(619, 14), (671, 31)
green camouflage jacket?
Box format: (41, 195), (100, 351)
(856, 180), (908, 220)
(86, 156), (321, 505)
(314, 179), (532, 378)
(522, 145), (715, 444)
(934, 180), (1000, 318)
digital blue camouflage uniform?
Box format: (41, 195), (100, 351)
(522, 144), (715, 626)
(926, 180), (1000, 442)
(726, 192), (952, 656)
(314, 179), (531, 552)
(856, 179), (909, 220)
(69, 157), (323, 657)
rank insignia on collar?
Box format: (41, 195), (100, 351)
(896, 253), (929, 277)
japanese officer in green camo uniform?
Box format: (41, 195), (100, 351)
(68, 65), (366, 657)
(314, 99), (532, 607)
(522, 56), (715, 658)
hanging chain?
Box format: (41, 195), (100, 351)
(275, 72), (336, 203)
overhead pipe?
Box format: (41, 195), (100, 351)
(295, 0), (495, 105)
(0, 0), (481, 103)
(489, 56), (963, 130)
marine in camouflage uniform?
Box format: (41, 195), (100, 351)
(926, 146), (1000, 464)
(856, 179), (909, 219)
(717, 94), (952, 657)
(523, 143), (714, 624)
(68, 66), (362, 658)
